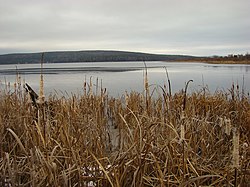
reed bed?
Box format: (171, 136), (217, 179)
(0, 78), (249, 186)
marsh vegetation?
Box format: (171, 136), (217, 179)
(0, 74), (249, 186)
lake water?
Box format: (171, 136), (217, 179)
(0, 61), (249, 97)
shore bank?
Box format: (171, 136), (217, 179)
(170, 59), (250, 64)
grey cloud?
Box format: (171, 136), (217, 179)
(0, 0), (249, 55)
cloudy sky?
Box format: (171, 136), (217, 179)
(0, 0), (249, 56)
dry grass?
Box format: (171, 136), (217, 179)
(0, 77), (249, 186)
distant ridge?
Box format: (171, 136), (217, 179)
(0, 50), (195, 64)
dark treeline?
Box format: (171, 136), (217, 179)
(0, 50), (195, 64)
(200, 53), (250, 62)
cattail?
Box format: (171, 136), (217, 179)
(232, 128), (240, 169)
(39, 74), (45, 103)
(38, 53), (45, 104)
(15, 68), (21, 91)
(143, 61), (149, 99)
(27, 91), (33, 104)
(14, 82), (17, 91)
(180, 124), (185, 141)
(18, 74), (21, 90)
(225, 118), (232, 136)
(144, 71), (149, 93)
(15, 66), (18, 89)
(180, 110), (185, 120)
(51, 162), (57, 172)
(89, 77), (93, 96)
(219, 117), (223, 127)
(8, 82), (10, 90)
(180, 111), (185, 141)
(125, 91), (128, 107)
(22, 78), (25, 90)
(37, 109), (41, 126)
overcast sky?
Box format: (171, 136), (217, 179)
(0, 0), (249, 56)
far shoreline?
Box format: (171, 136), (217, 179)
(169, 59), (250, 65)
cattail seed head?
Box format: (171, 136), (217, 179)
(219, 117), (223, 127)
(38, 53), (45, 104)
(225, 118), (232, 136)
(38, 74), (45, 104)
(180, 111), (185, 120)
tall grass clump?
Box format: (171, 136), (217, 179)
(0, 76), (249, 186)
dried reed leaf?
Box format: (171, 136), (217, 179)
(34, 120), (46, 147)
(7, 128), (28, 155)
(187, 158), (199, 177)
(151, 152), (165, 186)
(89, 151), (114, 187)
(225, 118), (232, 135)
(181, 174), (222, 186)
(119, 113), (133, 141)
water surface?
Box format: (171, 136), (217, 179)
(0, 61), (249, 96)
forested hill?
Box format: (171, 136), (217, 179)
(0, 50), (195, 64)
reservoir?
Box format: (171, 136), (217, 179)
(0, 61), (249, 97)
